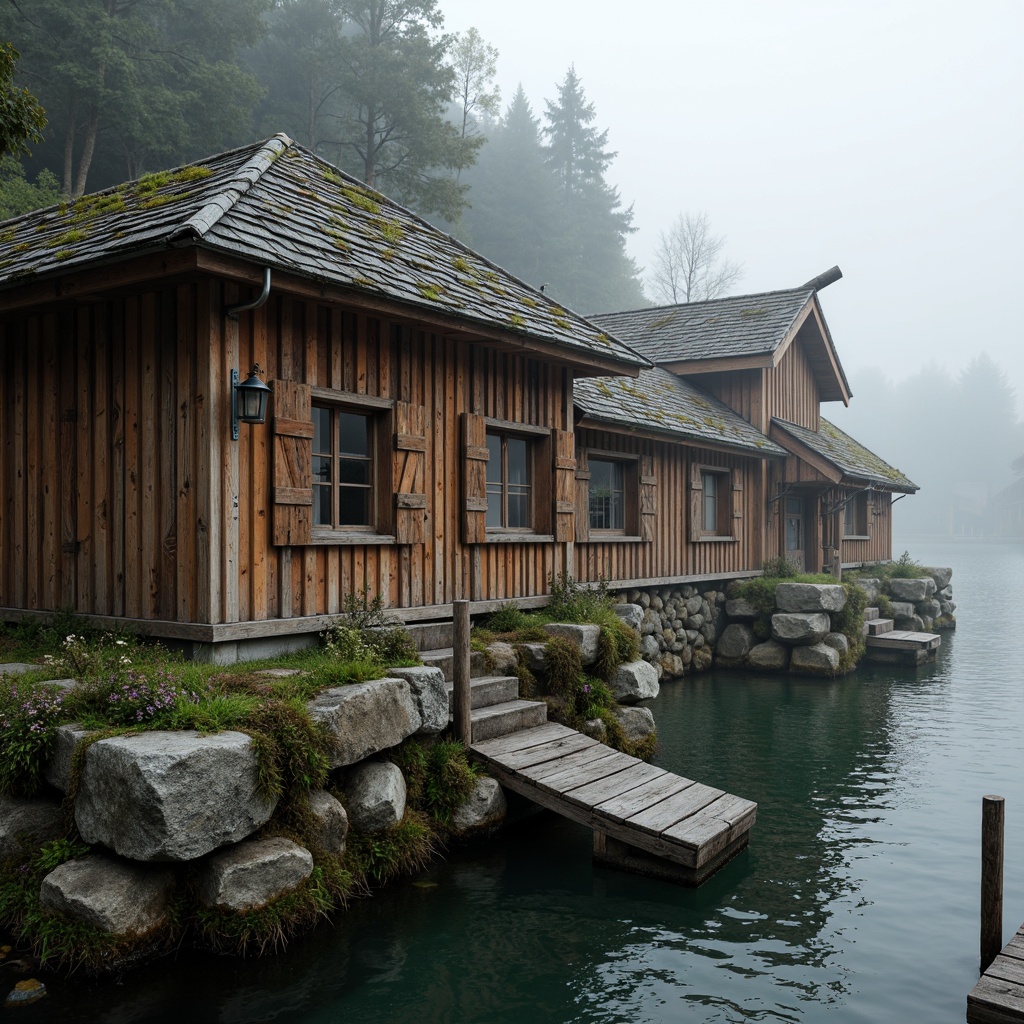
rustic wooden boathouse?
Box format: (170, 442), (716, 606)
(0, 134), (915, 660)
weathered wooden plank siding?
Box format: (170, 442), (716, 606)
(766, 339), (820, 431)
(695, 369), (765, 433)
(573, 427), (764, 585)
(842, 495), (893, 564)
(0, 283), (202, 620)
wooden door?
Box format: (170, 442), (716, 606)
(784, 495), (806, 572)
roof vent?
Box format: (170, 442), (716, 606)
(803, 266), (843, 291)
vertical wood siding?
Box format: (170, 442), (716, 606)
(573, 427), (765, 584)
(842, 493), (894, 564)
(765, 339), (820, 430)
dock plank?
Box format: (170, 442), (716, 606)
(969, 925), (1024, 1023)
(626, 782), (725, 835)
(471, 722), (756, 886)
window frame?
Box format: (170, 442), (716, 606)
(585, 450), (641, 538)
(482, 417), (552, 540)
(309, 388), (394, 545)
(843, 489), (870, 539)
(694, 464), (735, 541)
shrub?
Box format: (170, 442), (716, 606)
(347, 811), (437, 886)
(484, 602), (532, 633)
(0, 683), (65, 796)
(546, 572), (610, 623)
(391, 739), (481, 828)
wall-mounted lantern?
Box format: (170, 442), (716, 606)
(232, 363), (272, 440)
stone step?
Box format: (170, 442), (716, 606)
(862, 618), (894, 636)
(402, 622), (454, 653)
(420, 647), (487, 681)
(446, 675), (520, 711)
(469, 699), (548, 743)
(863, 607), (880, 621)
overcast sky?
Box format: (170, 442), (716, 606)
(440, 0), (1024, 415)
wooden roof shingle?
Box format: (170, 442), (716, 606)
(574, 366), (786, 456)
(0, 134), (647, 373)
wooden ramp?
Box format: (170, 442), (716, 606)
(472, 722), (756, 886)
(968, 925), (1024, 1023)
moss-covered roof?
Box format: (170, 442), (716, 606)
(575, 366), (786, 456)
(772, 416), (918, 491)
(0, 134), (647, 373)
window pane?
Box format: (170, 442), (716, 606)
(786, 496), (802, 516)
(314, 485), (332, 526)
(486, 482), (502, 528)
(313, 455), (331, 485)
(590, 460), (625, 530)
(338, 413), (369, 456)
(786, 517), (802, 550)
(702, 473), (718, 532)
(312, 406), (331, 456)
(338, 486), (370, 526)
(507, 492), (530, 529)
(507, 437), (528, 486)
(338, 456), (370, 485)
(844, 500), (854, 533)
(486, 434), (502, 484)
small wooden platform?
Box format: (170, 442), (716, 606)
(968, 925), (1024, 1022)
(865, 629), (942, 651)
(471, 722), (756, 886)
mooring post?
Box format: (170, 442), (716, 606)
(453, 599), (472, 745)
(981, 794), (1005, 973)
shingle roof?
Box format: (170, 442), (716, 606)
(772, 417), (918, 491)
(0, 134), (646, 372)
(590, 288), (814, 364)
(574, 366), (786, 456)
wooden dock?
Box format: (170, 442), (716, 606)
(471, 722), (757, 886)
(968, 925), (1024, 1023)
(862, 607), (942, 666)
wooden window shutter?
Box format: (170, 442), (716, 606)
(574, 448), (591, 542)
(689, 463), (704, 542)
(461, 412), (488, 544)
(553, 429), (576, 542)
(640, 454), (657, 542)
(271, 379), (314, 547)
(394, 401), (427, 544)
(731, 470), (744, 530)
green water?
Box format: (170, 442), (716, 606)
(25, 541), (1024, 1022)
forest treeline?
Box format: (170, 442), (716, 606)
(832, 354), (1024, 537)
(0, 0), (644, 314)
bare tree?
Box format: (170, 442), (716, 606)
(649, 211), (743, 304)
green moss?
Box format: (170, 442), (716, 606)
(342, 186), (381, 214)
(553, 318), (571, 330)
(135, 171), (171, 195)
(416, 282), (444, 302)
(375, 218), (403, 245)
(452, 256), (475, 276)
(646, 313), (677, 331)
(740, 307), (767, 318)
(53, 228), (88, 247)
(323, 170), (344, 186)
(53, 249), (74, 261)
(170, 166), (211, 184)
(139, 192), (191, 210)
(0, 227), (16, 244)
(508, 313), (526, 329)
(521, 295), (538, 308)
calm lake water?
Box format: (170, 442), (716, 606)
(22, 540), (1024, 1023)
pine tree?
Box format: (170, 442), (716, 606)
(541, 66), (645, 314)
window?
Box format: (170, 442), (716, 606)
(690, 464), (733, 541)
(589, 459), (626, 531)
(486, 431), (532, 530)
(312, 405), (375, 529)
(843, 491), (869, 537)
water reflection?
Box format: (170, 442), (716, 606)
(26, 541), (1024, 1023)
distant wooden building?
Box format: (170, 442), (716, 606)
(0, 135), (916, 660)
(588, 283), (917, 579)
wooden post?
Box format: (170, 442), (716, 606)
(453, 599), (472, 745)
(981, 794), (1005, 973)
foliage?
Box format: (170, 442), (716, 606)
(346, 810), (436, 886)
(1, 0), (269, 195)
(546, 571), (611, 624)
(102, 671), (204, 727)
(0, 682), (65, 796)
(0, 155), (62, 219)
(648, 211), (743, 304)
(244, 698), (332, 800)
(450, 27), (500, 145)
(594, 619), (640, 681)
(0, 43), (45, 161)
(483, 602), (533, 634)
(760, 555), (801, 579)
(390, 738), (481, 828)
(321, 587), (419, 671)
(597, 707), (658, 762)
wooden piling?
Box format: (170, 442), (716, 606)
(453, 599), (472, 744)
(982, 794), (1005, 974)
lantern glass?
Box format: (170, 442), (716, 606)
(232, 365), (272, 439)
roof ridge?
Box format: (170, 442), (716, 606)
(169, 133), (294, 243)
(592, 285), (815, 320)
